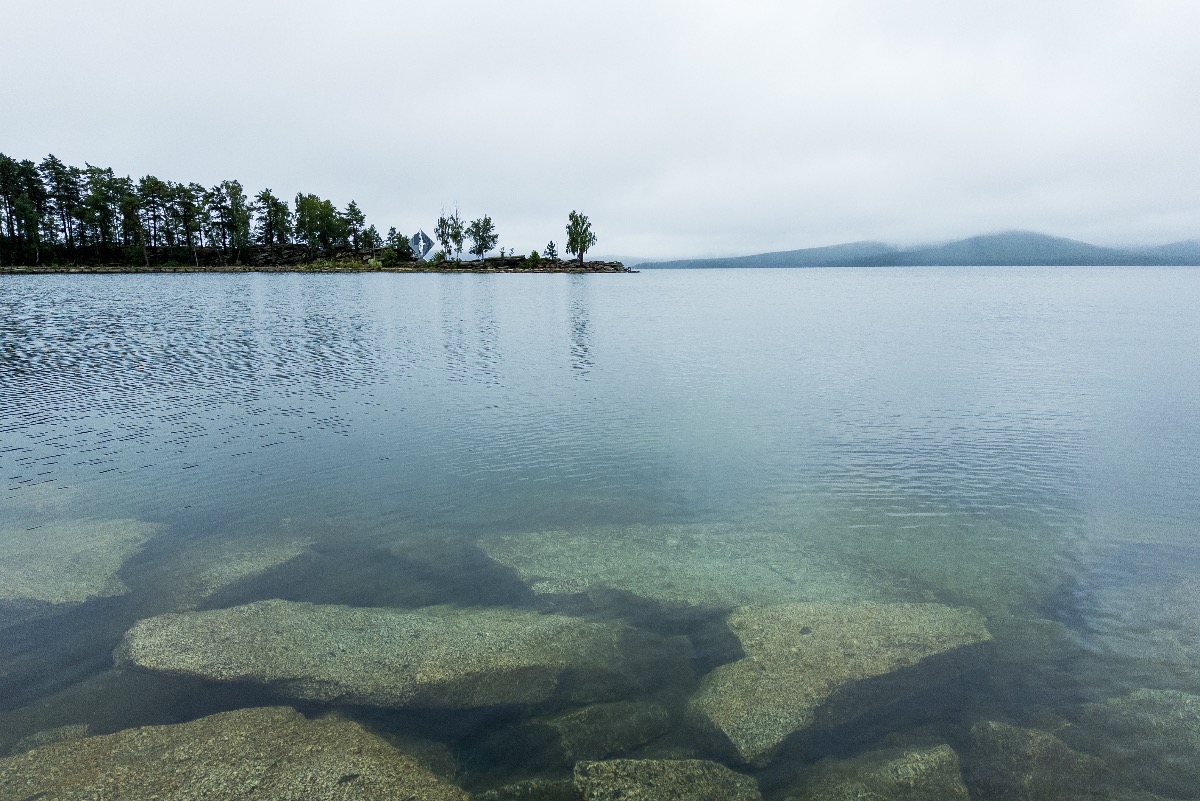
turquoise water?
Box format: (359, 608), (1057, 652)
(1, 268), (1199, 798)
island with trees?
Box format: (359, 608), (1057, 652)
(0, 152), (629, 274)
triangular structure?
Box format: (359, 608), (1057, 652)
(410, 230), (435, 261)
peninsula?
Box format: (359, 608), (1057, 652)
(0, 253), (631, 275)
(0, 152), (622, 273)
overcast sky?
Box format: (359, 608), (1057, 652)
(3, 0), (1198, 258)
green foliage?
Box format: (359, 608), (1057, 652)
(294, 193), (348, 256)
(117, 181), (141, 247)
(344, 201), (366, 249)
(466, 214), (498, 260)
(434, 213), (454, 258)
(0, 150), (618, 273)
(40, 154), (83, 247)
(80, 165), (122, 246)
(363, 224), (383, 253)
(204, 180), (251, 252)
(169, 182), (206, 255)
(435, 209), (465, 262)
(0, 151), (390, 266)
(138, 175), (170, 247)
(526, 249), (541, 267)
(565, 210), (597, 265)
(252, 188), (292, 246)
(386, 227), (414, 260)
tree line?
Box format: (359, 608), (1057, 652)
(0, 152), (417, 267)
(432, 208), (596, 266)
(0, 152), (600, 269)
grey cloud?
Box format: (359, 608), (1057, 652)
(3, 0), (1197, 258)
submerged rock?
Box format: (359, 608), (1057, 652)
(786, 743), (969, 801)
(116, 599), (689, 708)
(1049, 541), (1200, 690)
(380, 732), (459, 779)
(475, 776), (579, 801)
(1069, 689), (1200, 800)
(573, 758), (762, 801)
(0, 518), (160, 605)
(966, 720), (1116, 801)
(152, 534), (314, 610)
(8, 723), (90, 756)
(539, 701), (671, 761)
(688, 602), (991, 765)
(0, 668), (261, 757)
(491, 701), (672, 767)
(480, 524), (899, 614)
(745, 491), (1069, 617)
(0, 705), (468, 800)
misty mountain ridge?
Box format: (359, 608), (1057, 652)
(638, 231), (1200, 269)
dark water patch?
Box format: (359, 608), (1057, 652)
(0, 595), (143, 711)
(199, 539), (533, 610)
(0, 670), (273, 756)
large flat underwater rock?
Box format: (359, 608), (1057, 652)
(480, 524), (903, 614)
(0, 518), (160, 606)
(573, 758), (762, 801)
(688, 602), (992, 765)
(115, 599), (689, 709)
(0, 705), (468, 800)
(786, 743), (970, 801)
(143, 532), (315, 611)
(748, 491), (1070, 617)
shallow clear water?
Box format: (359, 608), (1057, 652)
(2, 267), (1199, 797)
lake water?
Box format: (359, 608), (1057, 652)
(2, 267), (1199, 798)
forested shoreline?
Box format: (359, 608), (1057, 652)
(0, 153), (420, 268)
(0, 152), (617, 271)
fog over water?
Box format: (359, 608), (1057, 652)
(3, 1), (1198, 258)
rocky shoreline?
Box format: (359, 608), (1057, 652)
(0, 257), (632, 275)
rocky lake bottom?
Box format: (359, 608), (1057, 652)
(1, 268), (1198, 799)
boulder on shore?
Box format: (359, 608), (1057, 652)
(573, 758), (762, 801)
(786, 743), (970, 801)
(0, 705), (468, 800)
(688, 602), (992, 765)
(115, 599), (690, 708)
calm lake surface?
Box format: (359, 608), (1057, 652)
(2, 267), (1199, 798)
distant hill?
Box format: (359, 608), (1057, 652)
(637, 231), (1200, 268)
(1131, 240), (1200, 262)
